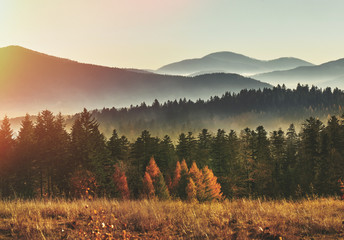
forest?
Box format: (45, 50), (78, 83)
(83, 84), (344, 139)
(1, 107), (344, 201)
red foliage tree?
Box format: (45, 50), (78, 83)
(113, 165), (130, 200)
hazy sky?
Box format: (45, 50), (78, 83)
(1, 0), (344, 69)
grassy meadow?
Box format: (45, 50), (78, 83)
(0, 198), (344, 239)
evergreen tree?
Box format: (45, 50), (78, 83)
(70, 109), (111, 197)
(211, 129), (229, 177)
(0, 116), (15, 197)
(154, 173), (170, 200)
(298, 117), (324, 194)
(285, 124), (298, 197)
(252, 126), (272, 196)
(156, 135), (177, 175)
(195, 129), (212, 168)
(14, 114), (36, 198)
(270, 129), (286, 197)
(107, 129), (130, 163)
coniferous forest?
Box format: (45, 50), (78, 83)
(84, 84), (344, 139)
(1, 106), (344, 201)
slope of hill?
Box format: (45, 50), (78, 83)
(0, 46), (272, 117)
(156, 51), (313, 76)
(254, 58), (344, 88)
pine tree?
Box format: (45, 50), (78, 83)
(177, 159), (189, 199)
(211, 129), (229, 177)
(70, 109), (111, 197)
(156, 135), (177, 175)
(129, 130), (159, 198)
(107, 129), (130, 163)
(252, 126), (272, 196)
(154, 173), (170, 200)
(196, 129), (212, 168)
(270, 129), (286, 197)
(35, 110), (56, 198)
(14, 114), (36, 198)
(0, 116), (15, 197)
(298, 117), (324, 194)
(285, 124), (299, 197)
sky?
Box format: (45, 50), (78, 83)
(1, 0), (344, 69)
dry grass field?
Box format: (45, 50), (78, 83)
(0, 198), (344, 239)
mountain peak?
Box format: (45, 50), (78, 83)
(203, 51), (252, 60)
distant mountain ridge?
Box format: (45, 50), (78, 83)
(0, 46), (272, 117)
(157, 51), (314, 76)
(254, 58), (344, 88)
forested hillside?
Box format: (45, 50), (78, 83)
(0, 46), (271, 117)
(81, 84), (344, 139)
(1, 108), (344, 200)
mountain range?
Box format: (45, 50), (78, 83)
(253, 58), (344, 88)
(0, 46), (271, 117)
(156, 51), (314, 76)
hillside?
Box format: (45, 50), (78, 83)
(156, 51), (313, 76)
(0, 46), (271, 117)
(254, 58), (344, 88)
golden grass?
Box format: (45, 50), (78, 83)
(0, 198), (344, 239)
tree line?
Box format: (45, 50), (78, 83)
(83, 84), (344, 139)
(0, 108), (344, 200)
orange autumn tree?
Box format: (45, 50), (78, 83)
(145, 157), (161, 180)
(112, 165), (130, 200)
(171, 161), (181, 194)
(202, 166), (223, 201)
(143, 157), (170, 200)
(186, 178), (197, 202)
(143, 172), (155, 199)
(189, 162), (206, 202)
